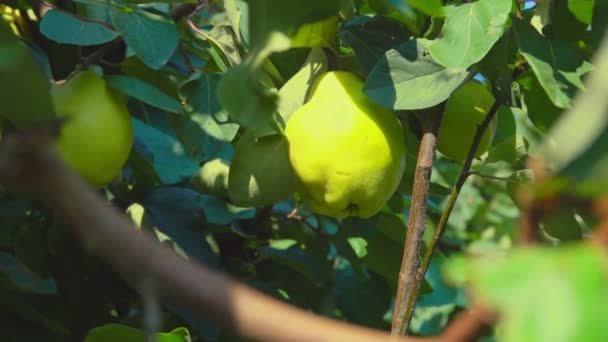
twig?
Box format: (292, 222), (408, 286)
(0, 128), (430, 342)
(392, 107), (443, 335)
(398, 100), (502, 334)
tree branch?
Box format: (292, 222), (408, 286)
(396, 100), (502, 335)
(0, 126), (433, 342)
(392, 107), (443, 335)
(439, 305), (497, 342)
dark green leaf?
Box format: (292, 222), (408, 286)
(110, 8), (179, 69)
(512, 16), (590, 109)
(85, 323), (191, 342)
(40, 10), (119, 46)
(0, 252), (56, 295)
(545, 0), (588, 41)
(592, 0), (608, 48)
(200, 195), (256, 224)
(477, 31), (518, 105)
(518, 71), (563, 133)
(247, 0), (340, 49)
(260, 243), (332, 286)
(364, 39), (470, 110)
(406, 0), (444, 17)
(106, 75), (181, 113)
(217, 65), (279, 129)
(143, 187), (220, 265)
(334, 260), (391, 329)
(132, 117), (199, 184)
(340, 15), (412, 75)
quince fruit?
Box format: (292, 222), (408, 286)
(437, 80), (497, 162)
(285, 71), (406, 218)
(189, 158), (230, 198)
(51, 71), (133, 187)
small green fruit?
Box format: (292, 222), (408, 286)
(189, 158), (230, 197)
(542, 208), (582, 242)
(51, 71), (133, 188)
(285, 71), (406, 219)
(437, 81), (497, 162)
(228, 131), (296, 207)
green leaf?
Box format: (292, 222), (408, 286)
(334, 260), (392, 329)
(228, 131), (296, 207)
(477, 31), (518, 105)
(446, 245), (608, 342)
(410, 304), (456, 336)
(277, 47), (327, 122)
(106, 75), (181, 113)
(40, 10), (119, 46)
(0, 252), (56, 295)
(568, 0), (595, 24)
(532, 31), (608, 196)
(260, 244), (332, 286)
(340, 15), (412, 75)
(406, 0), (444, 17)
(132, 117), (199, 184)
(208, 25), (242, 66)
(247, 0), (340, 50)
(14, 219), (51, 277)
(592, 0), (608, 48)
(518, 71), (563, 133)
(545, 0), (588, 41)
(512, 17), (590, 109)
(200, 195), (256, 224)
(224, 0), (244, 44)
(0, 21), (55, 126)
(364, 39), (470, 110)
(217, 65), (279, 129)
(143, 187), (221, 265)
(85, 324), (191, 342)
(110, 8), (179, 70)
(428, 0), (512, 69)
(289, 16), (339, 48)
(177, 72), (239, 160)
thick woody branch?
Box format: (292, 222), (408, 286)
(392, 107), (443, 335)
(0, 127), (432, 342)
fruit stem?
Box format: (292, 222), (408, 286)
(395, 99), (502, 335)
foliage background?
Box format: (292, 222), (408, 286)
(0, 0), (607, 341)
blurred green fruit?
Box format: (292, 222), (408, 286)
(437, 80), (497, 162)
(285, 71), (406, 218)
(51, 71), (133, 188)
(189, 158), (230, 197)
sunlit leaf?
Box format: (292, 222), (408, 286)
(429, 0), (511, 69)
(365, 39), (470, 110)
